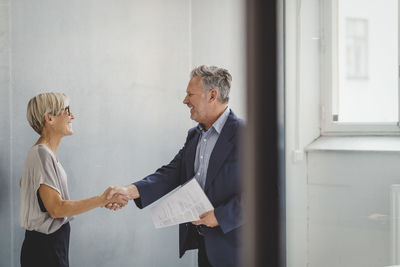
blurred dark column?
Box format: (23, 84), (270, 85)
(243, 0), (285, 266)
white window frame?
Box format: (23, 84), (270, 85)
(320, 0), (400, 135)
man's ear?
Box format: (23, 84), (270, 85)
(209, 88), (218, 102)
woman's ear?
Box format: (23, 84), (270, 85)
(43, 114), (53, 123)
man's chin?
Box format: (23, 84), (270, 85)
(190, 114), (199, 123)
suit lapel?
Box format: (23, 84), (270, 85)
(204, 113), (238, 192)
(185, 129), (200, 182)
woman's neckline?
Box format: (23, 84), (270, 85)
(35, 144), (60, 163)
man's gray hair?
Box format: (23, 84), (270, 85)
(190, 65), (232, 104)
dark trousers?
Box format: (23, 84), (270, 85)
(198, 235), (213, 267)
(21, 222), (70, 267)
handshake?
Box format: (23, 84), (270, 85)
(99, 183), (219, 227)
(101, 184), (140, 211)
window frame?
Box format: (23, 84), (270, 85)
(320, 0), (400, 135)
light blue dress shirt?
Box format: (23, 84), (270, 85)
(193, 107), (230, 189)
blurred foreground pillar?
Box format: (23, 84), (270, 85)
(243, 0), (285, 266)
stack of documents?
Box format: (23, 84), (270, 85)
(150, 179), (214, 228)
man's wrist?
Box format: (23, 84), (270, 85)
(126, 184), (140, 199)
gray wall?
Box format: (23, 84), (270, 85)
(1, 0), (246, 266)
(285, 0), (400, 266)
(0, 0), (11, 266)
(285, 0), (321, 266)
(307, 150), (397, 267)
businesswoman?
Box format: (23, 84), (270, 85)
(19, 92), (128, 267)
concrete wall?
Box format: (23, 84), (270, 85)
(308, 150), (396, 267)
(0, 0), (245, 266)
(285, 0), (321, 266)
(286, 0), (399, 266)
(191, 0), (246, 118)
(0, 0), (12, 266)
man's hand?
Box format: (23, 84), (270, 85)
(106, 184), (139, 200)
(101, 187), (129, 211)
(104, 184), (140, 211)
(192, 210), (219, 228)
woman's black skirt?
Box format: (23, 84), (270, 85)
(20, 222), (70, 267)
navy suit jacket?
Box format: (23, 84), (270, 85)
(134, 110), (243, 267)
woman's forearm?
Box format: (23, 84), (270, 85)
(39, 184), (128, 219)
(50, 195), (105, 218)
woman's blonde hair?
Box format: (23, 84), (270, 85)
(26, 92), (70, 135)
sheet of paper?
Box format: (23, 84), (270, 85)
(150, 179), (214, 229)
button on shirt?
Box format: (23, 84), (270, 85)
(194, 107), (231, 189)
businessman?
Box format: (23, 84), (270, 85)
(108, 65), (243, 267)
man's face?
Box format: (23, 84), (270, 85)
(183, 76), (209, 124)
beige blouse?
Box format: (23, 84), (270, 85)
(19, 144), (73, 234)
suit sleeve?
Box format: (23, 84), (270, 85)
(133, 148), (183, 208)
(133, 129), (196, 209)
(214, 194), (243, 234)
(213, 121), (244, 234)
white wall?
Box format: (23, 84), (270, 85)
(0, 0), (12, 266)
(286, 1), (400, 267)
(285, 0), (321, 266)
(307, 150), (396, 267)
(191, 0), (246, 118)
(1, 0), (246, 266)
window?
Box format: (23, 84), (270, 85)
(321, 0), (399, 134)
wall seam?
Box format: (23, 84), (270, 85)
(188, 1), (196, 266)
(188, 0), (192, 71)
(294, 0), (302, 154)
(8, 0), (14, 265)
(305, 151), (310, 267)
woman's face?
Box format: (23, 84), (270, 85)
(52, 106), (75, 136)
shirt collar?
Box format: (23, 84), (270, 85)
(197, 107), (230, 134)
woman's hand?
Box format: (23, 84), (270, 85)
(103, 184), (140, 211)
(38, 184), (125, 218)
(101, 186), (129, 210)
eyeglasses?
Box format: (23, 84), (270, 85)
(64, 106), (71, 116)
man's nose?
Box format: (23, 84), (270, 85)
(183, 96), (188, 104)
